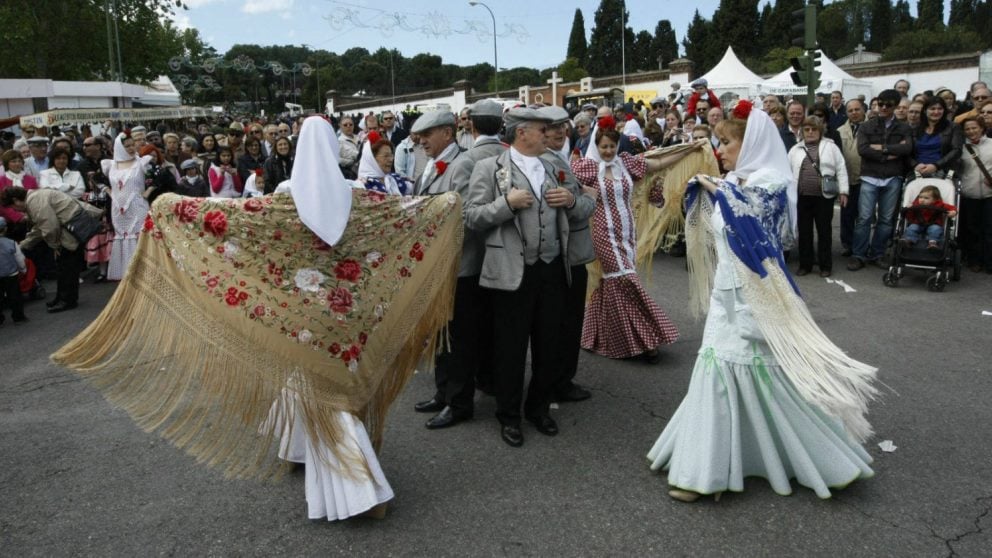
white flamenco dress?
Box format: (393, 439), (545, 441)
(647, 168), (876, 499)
(266, 386), (393, 520)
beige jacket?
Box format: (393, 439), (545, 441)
(836, 120), (863, 184)
(21, 188), (103, 252)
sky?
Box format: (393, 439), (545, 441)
(171, 0), (725, 70)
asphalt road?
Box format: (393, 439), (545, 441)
(2, 248), (991, 557)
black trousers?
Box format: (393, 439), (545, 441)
(488, 258), (567, 427)
(797, 194), (835, 271)
(960, 196), (992, 271)
(554, 264), (587, 394)
(432, 275), (493, 415)
(840, 182), (860, 249)
(55, 247), (84, 305)
(0, 274), (25, 321)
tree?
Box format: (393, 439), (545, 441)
(867, 0), (893, 51)
(0, 0), (196, 83)
(710, 0), (761, 61)
(566, 9), (588, 64)
(586, 0), (635, 77)
(556, 58), (588, 82)
(650, 20), (679, 69)
(762, 0), (805, 52)
(916, 0), (944, 30)
(882, 26), (981, 60)
(630, 30), (656, 71)
(682, 10), (715, 69)
(892, 0), (915, 35)
(817, 2), (851, 58)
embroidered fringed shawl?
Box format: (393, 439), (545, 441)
(586, 142), (719, 294)
(52, 190), (463, 479)
(684, 170), (879, 442)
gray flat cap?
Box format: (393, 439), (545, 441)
(469, 99), (504, 118)
(650, 96), (668, 105)
(410, 110), (456, 133)
(536, 106), (570, 124)
(131, 126), (147, 133)
(503, 107), (554, 128)
(180, 159), (199, 170)
(581, 103), (597, 111)
(26, 136), (49, 144)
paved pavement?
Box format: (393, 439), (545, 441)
(2, 251), (991, 557)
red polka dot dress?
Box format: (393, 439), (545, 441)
(571, 152), (679, 359)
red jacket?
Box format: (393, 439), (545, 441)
(686, 90), (722, 118)
(906, 199), (956, 227)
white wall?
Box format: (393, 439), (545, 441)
(48, 96), (115, 109)
(333, 90), (467, 117)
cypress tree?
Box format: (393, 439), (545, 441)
(650, 20), (679, 69)
(566, 9), (588, 64)
(868, 0), (893, 51)
(586, 0), (635, 76)
(916, 0), (944, 30)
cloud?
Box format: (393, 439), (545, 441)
(167, 12), (193, 32)
(242, 0), (293, 14)
(184, 0), (223, 7)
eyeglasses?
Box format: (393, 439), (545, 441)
(383, 116), (394, 121)
(251, 130), (263, 134)
(974, 95), (991, 101)
(877, 102), (895, 109)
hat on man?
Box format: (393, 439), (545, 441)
(690, 78), (708, 89)
(470, 99), (504, 118)
(146, 130), (161, 139)
(410, 110), (456, 134)
(180, 159), (199, 171)
(26, 136), (49, 145)
(536, 106), (570, 125)
(228, 121), (245, 135)
(131, 125), (147, 134)
(650, 96), (668, 106)
(581, 103), (597, 112)
(502, 107), (554, 129)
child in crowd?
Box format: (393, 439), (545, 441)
(177, 159), (208, 197)
(0, 217), (28, 325)
(902, 185), (958, 249)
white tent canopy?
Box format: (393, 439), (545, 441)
(762, 50), (874, 100)
(695, 46), (764, 103)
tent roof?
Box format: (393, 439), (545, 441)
(698, 46), (764, 87)
(764, 49), (866, 87)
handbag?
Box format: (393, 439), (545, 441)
(965, 144), (992, 186)
(64, 200), (102, 244)
(802, 145), (840, 197)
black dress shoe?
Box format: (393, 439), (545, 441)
(476, 382), (496, 396)
(413, 397), (445, 413)
(47, 302), (77, 314)
(526, 415), (559, 436)
(425, 406), (472, 429)
(45, 298), (62, 308)
(554, 383), (592, 402)
(500, 424), (524, 447)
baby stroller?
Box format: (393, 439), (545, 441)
(882, 172), (962, 291)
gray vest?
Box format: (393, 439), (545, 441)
(516, 178), (561, 265)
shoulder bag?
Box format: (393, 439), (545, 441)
(802, 144), (839, 197)
(64, 199), (103, 244)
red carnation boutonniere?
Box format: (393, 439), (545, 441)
(557, 170), (566, 185)
(435, 160), (448, 176)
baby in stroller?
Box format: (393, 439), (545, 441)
(900, 185), (957, 250)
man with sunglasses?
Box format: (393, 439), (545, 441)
(849, 89), (914, 271)
(955, 86), (992, 125)
(379, 111), (407, 145)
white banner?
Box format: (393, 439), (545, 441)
(20, 106), (213, 128)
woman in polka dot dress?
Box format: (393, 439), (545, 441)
(571, 118), (705, 362)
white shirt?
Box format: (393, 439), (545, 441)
(39, 167), (85, 198)
(510, 146), (546, 200)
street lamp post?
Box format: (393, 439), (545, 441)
(303, 44), (321, 114)
(469, 1), (498, 96)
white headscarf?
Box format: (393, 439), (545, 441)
(114, 133), (134, 163)
(728, 107), (798, 237)
(290, 116), (352, 246)
(357, 138), (404, 195)
(584, 127), (633, 194)
(622, 117), (645, 143)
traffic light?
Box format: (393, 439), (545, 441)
(791, 4), (817, 50)
(790, 56), (811, 87)
(810, 49), (823, 90)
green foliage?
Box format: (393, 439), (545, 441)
(916, 0), (944, 31)
(566, 9), (588, 63)
(881, 26), (982, 61)
(0, 0), (198, 83)
(650, 20), (680, 69)
(754, 46), (805, 75)
(630, 30), (656, 72)
(586, 0), (635, 76)
(867, 0), (892, 52)
(556, 58), (588, 82)
(682, 10), (717, 70)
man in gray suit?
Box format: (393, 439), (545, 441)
(537, 105), (597, 403)
(414, 100), (507, 428)
(464, 108), (595, 447)
(411, 111), (466, 195)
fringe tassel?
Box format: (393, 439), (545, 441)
(736, 259), (879, 442)
(52, 195), (463, 480)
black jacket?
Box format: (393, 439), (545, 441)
(856, 116), (915, 179)
(909, 121), (964, 175)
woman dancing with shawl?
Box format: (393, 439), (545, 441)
(647, 102), (878, 501)
(353, 131), (414, 195)
(572, 117), (703, 362)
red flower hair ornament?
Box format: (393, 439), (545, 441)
(366, 130), (382, 145)
(732, 99), (754, 120)
(597, 115), (616, 131)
